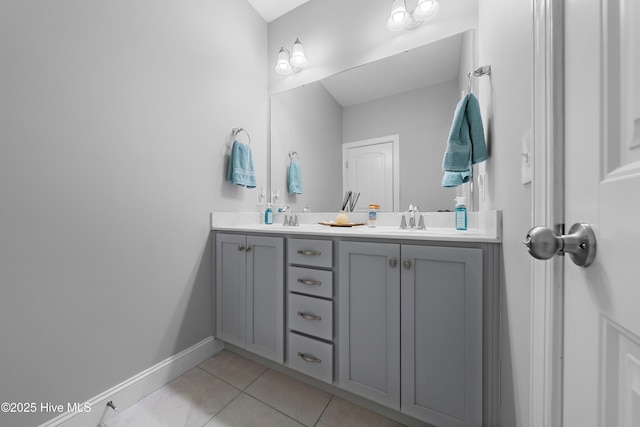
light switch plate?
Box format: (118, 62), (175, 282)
(256, 187), (266, 206)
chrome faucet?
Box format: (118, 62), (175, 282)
(399, 204), (426, 230)
(408, 204), (418, 228)
(281, 206), (299, 227)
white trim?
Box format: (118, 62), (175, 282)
(342, 135), (400, 211)
(38, 337), (224, 427)
(530, 0), (565, 426)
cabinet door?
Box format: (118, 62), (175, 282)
(401, 245), (482, 427)
(338, 241), (401, 409)
(246, 235), (284, 363)
(215, 233), (247, 347)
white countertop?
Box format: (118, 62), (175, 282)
(210, 210), (502, 243)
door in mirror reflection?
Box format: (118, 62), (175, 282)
(343, 135), (399, 212)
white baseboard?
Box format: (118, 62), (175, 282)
(39, 336), (224, 427)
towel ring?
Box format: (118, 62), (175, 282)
(232, 127), (251, 144)
(289, 150), (300, 161)
(466, 65), (492, 94)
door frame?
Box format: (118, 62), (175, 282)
(530, 0), (565, 425)
(342, 134), (400, 211)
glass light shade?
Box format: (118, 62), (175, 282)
(405, 15), (423, 30)
(413, 0), (440, 21)
(386, 0), (410, 31)
(290, 38), (307, 69)
(275, 47), (292, 75)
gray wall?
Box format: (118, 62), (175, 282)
(271, 82), (343, 212)
(0, 1), (267, 426)
(478, 0), (534, 425)
(343, 80), (460, 212)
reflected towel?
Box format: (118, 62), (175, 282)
(441, 93), (488, 187)
(288, 161), (303, 194)
(227, 140), (256, 188)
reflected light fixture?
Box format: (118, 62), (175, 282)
(386, 0), (440, 32)
(275, 38), (308, 75)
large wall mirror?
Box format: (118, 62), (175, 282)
(270, 30), (476, 213)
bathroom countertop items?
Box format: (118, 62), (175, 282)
(441, 93), (488, 187)
(227, 140), (256, 188)
(210, 210), (502, 243)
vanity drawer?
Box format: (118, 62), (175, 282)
(288, 238), (332, 268)
(288, 332), (333, 383)
(288, 266), (333, 298)
(288, 293), (333, 341)
(289, 294), (333, 341)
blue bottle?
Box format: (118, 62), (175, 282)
(454, 197), (467, 231)
(264, 204), (273, 225)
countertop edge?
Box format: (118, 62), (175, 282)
(210, 224), (501, 243)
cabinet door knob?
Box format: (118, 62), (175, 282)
(237, 245), (245, 251)
(403, 260), (412, 269)
(389, 258), (397, 268)
(297, 352), (322, 363)
(245, 245), (252, 252)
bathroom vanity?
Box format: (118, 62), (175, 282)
(212, 211), (501, 427)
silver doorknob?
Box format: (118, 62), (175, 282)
(523, 223), (596, 267)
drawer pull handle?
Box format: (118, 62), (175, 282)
(297, 352), (322, 363)
(297, 278), (322, 286)
(297, 311), (322, 321)
(297, 250), (321, 256)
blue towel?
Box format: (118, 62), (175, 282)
(227, 140), (256, 188)
(441, 93), (488, 187)
(288, 161), (303, 194)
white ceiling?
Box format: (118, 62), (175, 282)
(247, 0), (311, 22)
(321, 32), (464, 107)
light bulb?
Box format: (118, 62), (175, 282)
(275, 47), (292, 75)
(413, 0), (440, 21)
(290, 38), (307, 69)
(386, 0), (410, 31)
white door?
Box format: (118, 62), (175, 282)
(343, 135), (399, 211)
(564, 0), (640, 425)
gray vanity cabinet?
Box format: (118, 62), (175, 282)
(338, 241), (401, 409)
(215, 233), (284, 363)
(339, 241), (483, 427)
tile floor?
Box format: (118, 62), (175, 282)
(105, 350), (405, 427)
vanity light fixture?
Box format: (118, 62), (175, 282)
(386, 0), (440, 32)
(275, 38), (308, 75)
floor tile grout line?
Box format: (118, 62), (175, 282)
(193, 364), (249, 427)
(244, 390), (309, 427)
(313, 394), (335, 427)
(195, 362), (294, 426)
(242, 368), (333, 427)
(243, 365), (269, 390)
(198, 388), (244, 427)
(195, 363), (267, 392)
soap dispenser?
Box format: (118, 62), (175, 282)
(264, 203), (274, 225)
(454, 197), (467, 231)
